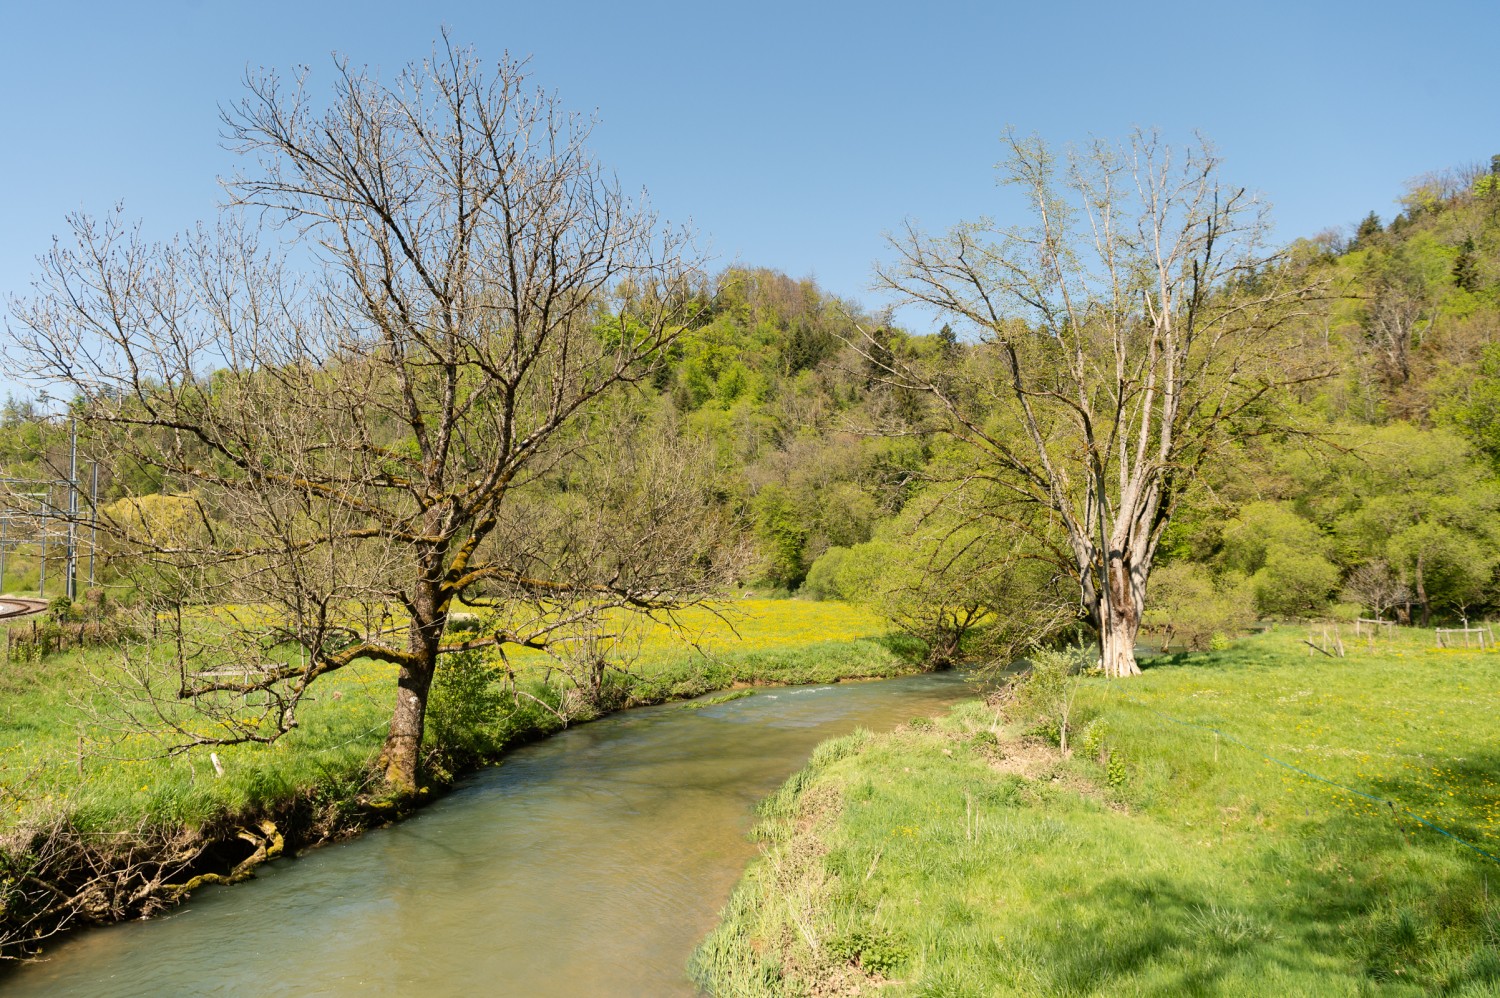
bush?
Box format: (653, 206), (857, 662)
(425, 649), (509, 765)
(1142, 562), (1255, 650)
(999, 644), (1093, 751)
(1251, 548), (1340, 617)
(801, 546), (850, 600)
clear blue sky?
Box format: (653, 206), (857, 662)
(2, 0), (1496, 397)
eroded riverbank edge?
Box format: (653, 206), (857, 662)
(689, 699), (1055, 995)
(0, 636), (936, 963)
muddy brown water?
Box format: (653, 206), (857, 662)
(4, 672), (971, 996)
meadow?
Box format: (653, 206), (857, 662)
(0, 598), (909, 836)
(693, 626), (1500, 996)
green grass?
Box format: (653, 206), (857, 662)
(0, 598), (913, 836)
(693, 625), (1500, 996)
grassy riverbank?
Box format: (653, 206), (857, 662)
(693, 627), (1500, 995)
(0, 598), (923, 952)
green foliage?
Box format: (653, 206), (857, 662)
(801, 546), (849, 600)
(1220, 500), (1326, 575)
(1453, 236), (1481, 292)
(1438, 343), (1500, 464)
(1331, 425), (1500, 618)
(805, 488), (1070, 668)
(426, 650), (510, 764)
(1078, 718), (1109, 761)
(1206, 421), (1500, 625)
(1004, 644), (1092, 747)
(1221, 501), (1339, 617)
(826, 926), (910, 975)
(752, 485), (809, 588)
(1142, 561), (1254, 650)
(1251, 547), (1341, 618)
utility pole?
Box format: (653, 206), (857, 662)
(67, 416), (78, 601)
(89, 461), (99, 588)
(38, 494), (46, 599)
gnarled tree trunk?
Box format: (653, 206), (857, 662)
(1099, 551), (1145, 678)
(380, 651), (438, 794)
(380, 562), (447, 793)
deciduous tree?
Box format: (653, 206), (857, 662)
(7, 37), (735, 792)
(872, 131), (1322, 676)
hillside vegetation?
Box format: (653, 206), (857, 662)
(18, 160), (1500, 634)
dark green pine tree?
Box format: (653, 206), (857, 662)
(937, 322), (958, 357)
(1453, 237), (1481, 292)
(1354, 211), (1383, 248)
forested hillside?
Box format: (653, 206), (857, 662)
(5, 158), (1500, 648)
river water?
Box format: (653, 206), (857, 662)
(5, 672), (970, 996)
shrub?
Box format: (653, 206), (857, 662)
(1142, 562), (1255, 650)
(1000, 644), (1093, 752)
(426, 649), (509, 765)
(828, 926), (910, 976)
(802, 546), (850, 600)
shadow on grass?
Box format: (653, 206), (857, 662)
(1138, 650), (1197, 670)
(1136, 641), (1287, 673)
(873, 632), (930, 664)
(1038, 874), (1276, 994)
(1023, 834), (1500, 994)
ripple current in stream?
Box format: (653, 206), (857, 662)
(5, 673), (971, 997)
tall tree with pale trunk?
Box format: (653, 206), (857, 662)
(873, 131), (1323, 677)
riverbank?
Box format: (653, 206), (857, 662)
(0, 599), (929, 957)
(3, 671), (973, 996)
(692, 627), (1500, 995)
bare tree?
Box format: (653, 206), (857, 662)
(872, 131), (1323, 677)
(1363, 274), (1429, 389)
(6, 38), (736, 792)
(1340, 560), (1411, 621)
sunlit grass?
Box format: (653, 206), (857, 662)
(695, 624), (1500, 995)
(0, 598), (899, 835)
(504, 597), (892, 665)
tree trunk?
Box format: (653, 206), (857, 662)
(1415, 554), (1430, 628)
(379, 579), (445, 794)
(1099, 555), (1143, 678)
(380, 656), (436, 794)
(1099, 602), (1143, 677)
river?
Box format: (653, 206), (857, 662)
(4, 672), (971, 996)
